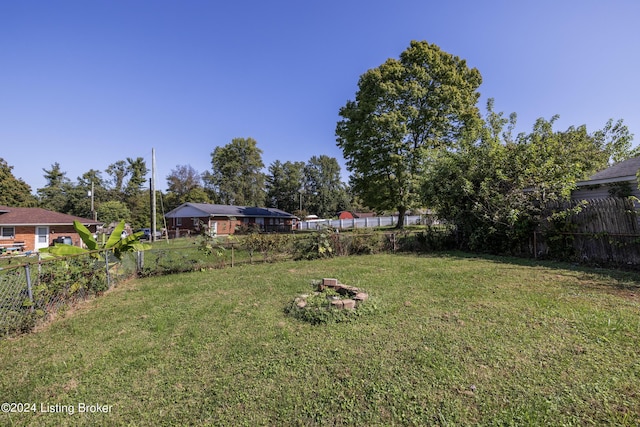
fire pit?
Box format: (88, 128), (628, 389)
(285, 278), (372, 324)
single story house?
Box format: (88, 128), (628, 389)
(164, 203), (298, 236)
(0, 206), (102, 253)
(572, 156), (640, 201)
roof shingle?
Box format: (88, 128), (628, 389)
(0, 206), (101, 226)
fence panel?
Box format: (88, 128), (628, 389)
(0, 265), (37, 336)
(0, 249), (139, 339)
(538, 197), (640, 265)
(298, 215), (423, 230)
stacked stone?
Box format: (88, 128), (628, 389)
(320, 278), (368, 310)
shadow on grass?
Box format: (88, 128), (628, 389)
(411, 250), (640, 293)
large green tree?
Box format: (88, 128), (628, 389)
(336, 40), (483, 227)
(105, 157), (149, 228)
(303, 155), (349, 218)
(97, 200), (132, 225)
(165, 164), (210, 209)
(64, 169), (109, 219)
(37, 162), (72, 212)
(204, 137), (266, 206)
(266, 160), (305, 213)
(0, 158), (37, 207)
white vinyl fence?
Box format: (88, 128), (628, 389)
(298, 215), (423, 231)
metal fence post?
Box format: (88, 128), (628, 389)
(137, 250), (144, 273)
(105, 250), (111, 289)
(24, 264), (34, 311)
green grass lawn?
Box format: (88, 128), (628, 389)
(1, 253), (639, 426)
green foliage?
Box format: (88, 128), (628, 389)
(242, 233), (292, 262)
(266, 160), (306, 213)
(37, 162), (71, 212)
(97, 200), (131, 225)
(284, 283), (375, 325)
(294, 227), (336, 260)
(0, 158), (37, 207)
(337, 40), (483, 228)
(303, 155), (350, 218)
(165, 164), (210, 210)
(414, 226), (458, 251)
(204, 137), (266, 206)
(423, 99), (634, 255)
(342, 229), (382, 255)
(196, 232), (227, 260)
(42, 220), (149, 260)
(37, 256), (108, 298)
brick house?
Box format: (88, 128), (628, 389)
(165, 203), (298, 236)
(0, 206), (102, 253)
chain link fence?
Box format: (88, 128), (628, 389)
(0, 250), (137, 338)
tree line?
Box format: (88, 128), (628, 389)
(0, 141), (354, 229)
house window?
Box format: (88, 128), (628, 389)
(176, 218), (182, 226)
(0, 227), (14, 240)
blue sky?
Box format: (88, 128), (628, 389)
(1, 0), (639, 193)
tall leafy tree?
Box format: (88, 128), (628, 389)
(106, 160), (127, 195)
(62, 170), (109, 218)
(165, 164), (210, 209)
(124, 157), (148, 198)
(105, 157), (149, 227)
(303, 155), (349, 218)
(592, 118), (637, 164)
(266, 160), (305, 213)
(205, 137), (266, 206)
(97, 200), (132, 225)
(37, 162), (72, 212)
(0, 158), (37, 207)
(336, 40), (483, 227)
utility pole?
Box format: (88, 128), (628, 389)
(151, 148), (157, 243)
(90, 180), (97, 221)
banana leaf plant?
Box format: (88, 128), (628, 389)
(41, 220), (150, 259)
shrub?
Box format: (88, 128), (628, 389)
(343, 230), (382, 255)
(294, 227), (336, 260)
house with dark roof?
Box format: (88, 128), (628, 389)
(164, 203), (298, 236)
(572, 156), (640, 201)
(0, 206), (102, 253)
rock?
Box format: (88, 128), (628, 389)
(354, 292), (369, 301)
(323, 278), (339, 287)
(330, 299), (344, 308)
(342, 299), (356, 309)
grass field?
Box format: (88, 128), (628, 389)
(1, 252), (639, 426)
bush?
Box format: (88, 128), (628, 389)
(414, 226), (457, 251)
(294, 227), (336, 260)
(343, 230), (382, 255)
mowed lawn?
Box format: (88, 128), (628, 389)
(1, 253), (639, 426)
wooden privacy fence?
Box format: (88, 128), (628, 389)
(536, 197), (640, 265)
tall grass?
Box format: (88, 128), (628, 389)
(0, 253), (639, 426)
